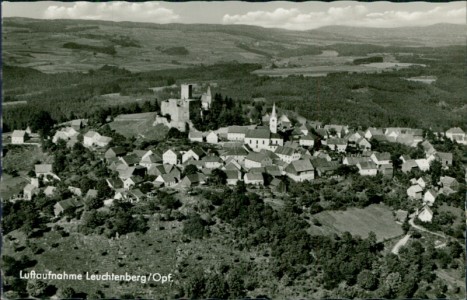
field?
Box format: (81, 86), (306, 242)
(0, 173), (29, 200)
(109, 113), (168, 140)
(309, 204), (404, 242)
(2, 145), (52, 173)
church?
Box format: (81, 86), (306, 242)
(244, 103), (284, 152)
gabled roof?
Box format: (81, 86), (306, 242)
(275, 146), (294, 156)
(436, 152), (453, 161)
(225, 169), (241, 180)
(285, 159), (314, 173)
(12, 130), (26, 138)
(245, 172), (264, 181)
(24, 183), (38, 192)
(358, 161), (378, 170)
(407, 184), (423, 193)
(222, 147), (248, 157)
(228, 126), (249, 134)
(56, 198), (83, 210)
(265, 165), (281, 176)
(121, 154), (140, 165)
(44, 186), (57, 195)
(425, 189), (438, 197)
(301, 134), (315, 141)
(245, 128), (270, 139)
(245, 152), (270, 163)
(106, 147), (127, 156)
(84, 130), (99, 138)
(86, 189), (98, 199)
(373, 152), (391, 161)
(202, 155), (222, 163)
(446, 127), (465, 134)
(189, 131), (204, 138)
(439, 176), (458, 186)
(327, 138), (347, 145)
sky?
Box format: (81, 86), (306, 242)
(2, 1), (466, 30)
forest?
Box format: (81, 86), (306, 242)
(3, 44), (465, 134)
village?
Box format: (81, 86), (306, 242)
(6, 83), (465, 228)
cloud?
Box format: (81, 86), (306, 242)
(222, 5), (466, 30)
(43, 2), (179, 23)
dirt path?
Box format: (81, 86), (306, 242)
(409, 213), (446, 238)
(391, 234), (411, 255)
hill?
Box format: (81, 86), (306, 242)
(3, 18), (466, 73)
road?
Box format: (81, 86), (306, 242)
(391, 234), (411, 255)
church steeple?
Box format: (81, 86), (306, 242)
(270, 103), (277, 134)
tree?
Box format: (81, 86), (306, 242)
(183, 164), (198, 176)
(204, 273), (229, 299)
(26, 280), (48, 297)
(30, 111), (55, 137)
(357, 270), (377, 290)
(58, 287), (76, 298)
(183, 213), (208, 239)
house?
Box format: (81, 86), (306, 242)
(244, 152), (272, 169)
(357, 161), (378, 176)
(423, 189), (437, 206)
(327, 138), (347, 152)
(106, 178), (124, 190)
(227, 126), (249, 141)
(324, 124), (348, 138)
(163, 149), (180, 165)
(86, 189), (98, 199)
(123, 176), (144, 190)
(129, 189), (145, 202)
(244, 172), (264, 185)
(44, 186), (57, 197)
(140, 153), (162, 169)
(379, 164), (393, 178)
(188, 131), (204, 143)
(313, 151), (332, 162)
(269, 178), (286, 194)
(435, 152), (453, 167)
(265, 165), (282, 177)
(284, 159), (315, 182)
(438, 176), (459, 195)
(275, 146), (300, 163)
(400, 155), (411, 164)
(407, 184), (423, 200)
(12, 130), (27, 144)
(119, 154), (140, 167)
(357, 138), (372, 150)
(421, 140), (436, 156)
(223, 159), (242, 172)
(154, 174), (178, 187)
(225, 169), (242, 185)
(182, 148), (206, 163)
(279, 114), (292, 129)
(206, 131), (219, 144)
(416, 176), (430, 189)
(202, 155), (223, 169)
(370, 152), (391, 165)
(83, 131), (112, 148)
(401, 160), (419, 173)
(180, 173), (207, 187)
(35, 164), (53, 177)
(52, 127), (79, 144)
(365, 127), (384, 140)
(105, 147), (127, 160)
(23, 184), (39, 200)
(68, 186), (83, 197)
(415, 159), (430, 172)
(54, 199), (83, 217)
(417, 205), (433, 223)
(220, 147), (248, 164)
(299, 134), (315, 147)
(446, 127), (466, 144)
(343, 156), (371, 166)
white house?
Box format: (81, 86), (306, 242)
(23, 184), (38, 200)
(370, 152), (391, 165)
(327, 138), (347, 152)
(423, 189), (437, 206)
(163, 149), (180, 165)
(299, 134), (315, 147)
(446, 127), (466, 144)
(357, 161), (378, 176)
(12, 130), (27, 144)
(227, 126), (249, 141)
(244, 172), (264, 185)
(415, 159), (430, 172)
(225, 169), (242, 186)
(245, 129), (271, 152)
(274, 146), (300, 164)
(206, 131), (219, 144)
(244, 152), (272, 170)
(284, 159), (315, 182)
(407, 184), (423, 200)
(417, 205), (433, 222)
(182, 148), (205, 163)
(83, 131), (111, 148)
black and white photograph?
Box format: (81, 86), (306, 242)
(1, 0), (466, 298)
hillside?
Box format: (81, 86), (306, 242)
(2, 18), (466, 73)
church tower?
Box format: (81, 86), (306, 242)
(269, 103), (277, 134)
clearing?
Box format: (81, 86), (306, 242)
(309, 204), (404, 242)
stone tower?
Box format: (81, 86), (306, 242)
(270, 103), (277, 134)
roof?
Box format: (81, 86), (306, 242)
(265, 165), (281, 176)
(35, 164), (52, 174)
(84, 130), (99, 138)
(202, 155), (222, 163)
(121, 154), (140, 165)
(246, 152), (270, 163)
(44, 186), (57, 195)
(56, 198), (83, 210)
(358, 161), (378, 170)
(419, 205), (433, 215)
(106, 147), (127, 156)
(24, 183), (37, 192)
(12, 130), (26, 138)
(228, 126), (249, 134)
(86, 189), (98, 198)
(285, 159), (314, 173)
(344, 156), (371, 165)
(373, 152), (391, 161)
(446, 127), (465, 134)
(436, 152), (453, 161)
(225, 169), (241, 180)
(270, 178), (284, 187)
(130, 189), (145, 198)
(183, 173), (205, 184)
(97, 136), (112, 144)
(439, 176), (458, 186)
(275, 146), (294, 156)
(189, 131), (203, 138)
(245, 172), (264, 181)
(408, 184), (423, 193)
(222, 147), (248, 157)
(425, 189), (438, 197)
(327, 138), (347, 145)
(301, 134), (315, 141)
(245, 129), (270, 139)
(415, 159), (430, 170)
